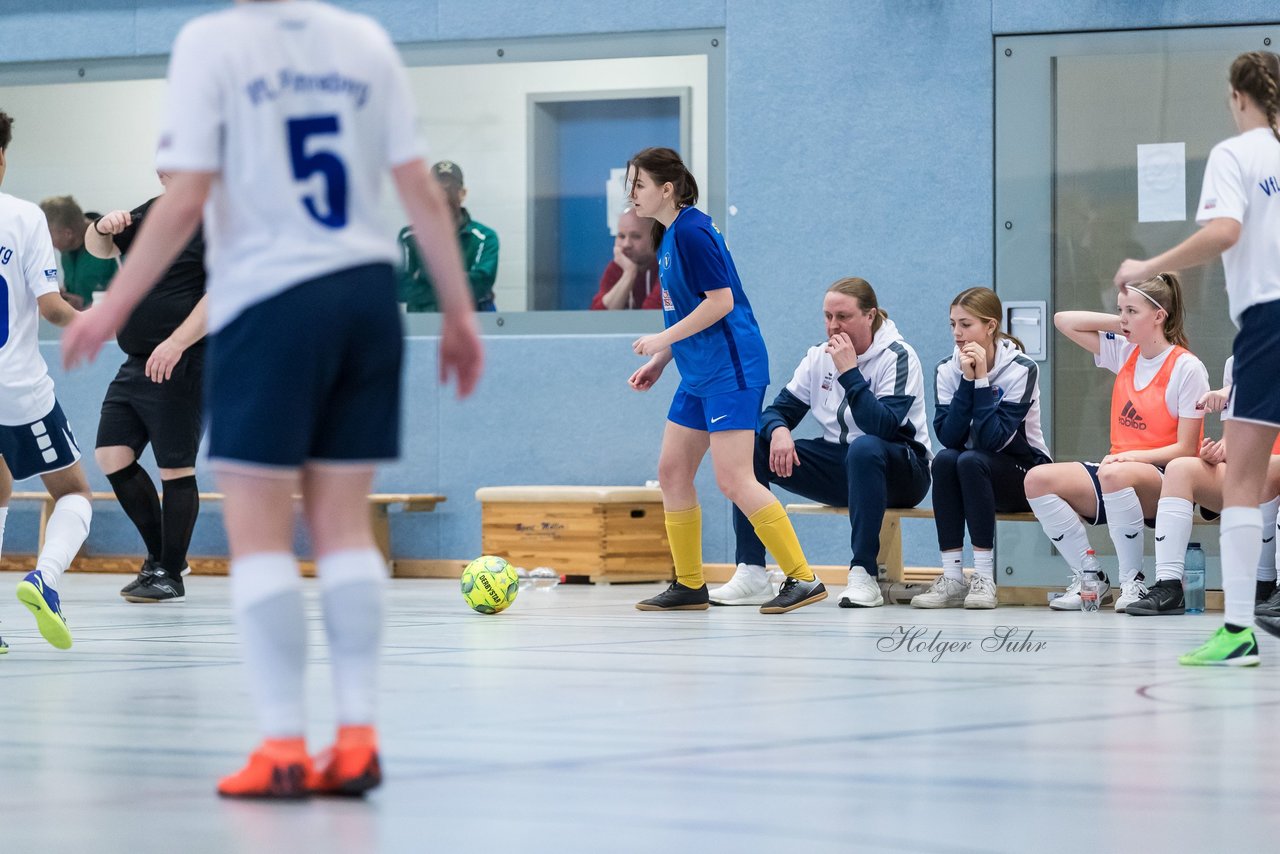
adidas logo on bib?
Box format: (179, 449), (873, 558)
(1118, 400), (1146, 430)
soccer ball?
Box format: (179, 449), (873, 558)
(460, 555), (519, 614)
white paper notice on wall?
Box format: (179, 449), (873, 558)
(1136, 142), (1186, 222)
(606, 167), (628, 235)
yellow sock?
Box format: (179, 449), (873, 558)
(665, 505), (704, 589)
(749, 501), (815, 581)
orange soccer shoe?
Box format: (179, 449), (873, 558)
(310, 725), (383, 797)
(217, 738), (314, 799)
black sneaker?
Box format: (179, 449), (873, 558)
(120, 557), (159, 597)
(1256, 586), (1280, 619)
(1257, 580), (1277, 606)
(123, 568), (186, 603)
(760, 576), (827, 614)
(635, 582), (709, 611)
(1125, 579), (1185, 616)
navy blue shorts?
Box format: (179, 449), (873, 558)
(1226, 298), (1280, 428)
(668, 385), (765, 433)
(1079, 461), (1160, 527)
(0, 400), (82, 481)
(206, 263), (403, 469)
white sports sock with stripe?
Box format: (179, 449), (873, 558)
(1028, 494), (1091, 575)
(1102, 488), (1146, 584)
(1154, 497), (1193, 582)
(1257, 496), (1279, 582)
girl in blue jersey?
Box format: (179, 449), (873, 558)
(625, 147), (824, 614)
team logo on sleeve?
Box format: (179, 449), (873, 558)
(662, 253), (671, 269)
(661, 288), (674, 312)
(43, 269), (58, 282)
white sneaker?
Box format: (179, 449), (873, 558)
(837, 567), (883, 608)
(910, 575), (968, 608)
(709, 564), (772, 606)
(1115, 578), (1148, 613)
(964, 574), (998, 609)
(1050, 572), (1112, 611)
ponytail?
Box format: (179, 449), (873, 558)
(626, 147), (699, 248)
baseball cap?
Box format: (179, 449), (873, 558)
(432, 160), (464, 185)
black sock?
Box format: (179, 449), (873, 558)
(107, 461), (163, 560)
(161, 475), (199, 574)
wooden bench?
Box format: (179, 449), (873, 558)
(10, 490), (446, 571)
(786, 503), (1222, 586)
(475, 486), (672, 583)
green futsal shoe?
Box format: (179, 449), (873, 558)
(1178, 626), (1259, 667)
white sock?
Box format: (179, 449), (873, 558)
(974, 550), (994, 581)
(35, 495), (91, 590)
(1220, 507), (1262, 629)
(1257, 496), (1279, 582)
(1028, 494), (1091, 575)
(0, 506), (9, 561)
(1154, 497), (1193, 582)
(940, 551), (963, 582)
(1102, 488), (1146, 584)
(231, 552), (307, 738)
(317, 548), (386, 727)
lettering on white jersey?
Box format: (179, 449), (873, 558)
(246, 69), (371, 108)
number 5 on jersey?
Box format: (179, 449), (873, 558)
(287, 115), (348, 228)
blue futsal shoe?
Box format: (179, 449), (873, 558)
(16, 571), (72, 650)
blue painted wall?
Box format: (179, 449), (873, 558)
(2, 0), (1272, 570)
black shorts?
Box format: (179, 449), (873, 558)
(1226, 298), (1280, 428)
(206, 263), (403, 469)
(97, 351), (204, 468)
(0, 400), (82, 481)
(1079, 461), (1161, 527)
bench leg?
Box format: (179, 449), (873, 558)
(370, 504), (393, 571)
(877, 515), (905, 583)
(38, 498), (53, 554)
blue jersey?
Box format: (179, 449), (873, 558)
(657, 207), (770, 395)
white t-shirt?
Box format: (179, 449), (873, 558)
(0, 193), (61, 425)
(1195, 127), (1280, 326)
(156, 1), (424, 332)
(1094, 332), (1209, 420)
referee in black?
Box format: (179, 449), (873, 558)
(85, 171), (207, 603)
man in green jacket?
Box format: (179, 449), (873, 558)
(40, 195), (117, 309)
(398, 161), (499, 311)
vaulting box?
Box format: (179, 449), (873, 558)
(474, 486), (673, 583)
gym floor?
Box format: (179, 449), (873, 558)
(0, 571), (1273, 853)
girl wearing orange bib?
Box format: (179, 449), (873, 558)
(1024, 273), (1209, 612)
(1128, 358), (1280, 616)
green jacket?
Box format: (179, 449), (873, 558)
(397, 209), (499, 311)
(61, 247), (118, 307)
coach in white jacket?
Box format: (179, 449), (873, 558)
(711, 277), (932, 609)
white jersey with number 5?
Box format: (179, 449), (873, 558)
(156, 1), (423, 333)
(0, 193), (62, 425)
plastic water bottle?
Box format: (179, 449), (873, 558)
(1184, 543), (1206, 614)
(528, 567), (560, 591)
(1080, 549), (1102, 613)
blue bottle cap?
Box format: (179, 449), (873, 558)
(1189, 542), (1201, 548)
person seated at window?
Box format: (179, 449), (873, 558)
(591, 206), (661, 310)
(39, 195), (118, 309)
(397, 160), (499, 311)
